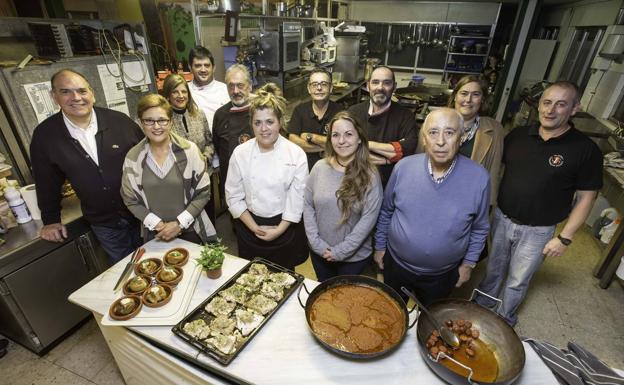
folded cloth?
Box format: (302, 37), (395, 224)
(524, 338), (624, 385)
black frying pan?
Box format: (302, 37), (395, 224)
(298, 275), (416, 359)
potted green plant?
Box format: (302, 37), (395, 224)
(196, 241), (226, 279)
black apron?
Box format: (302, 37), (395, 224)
(235, 212), (308, 271)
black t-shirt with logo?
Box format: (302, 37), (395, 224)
(287, 100), (342, 170)
(497, 124), (603, 226)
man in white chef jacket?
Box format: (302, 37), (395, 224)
(187, 45), (230, 137)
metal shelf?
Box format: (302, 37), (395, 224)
(445, 70), (483, 75)
(450, 35), (492, 39)
(447, 53), (488, 57)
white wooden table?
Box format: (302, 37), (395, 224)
(69, 238), (559, 385)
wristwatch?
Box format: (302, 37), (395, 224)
(557, 234), (572, 246)
(305, 133), (313, 144)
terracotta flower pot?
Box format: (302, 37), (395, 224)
(205, 267), (222, 279)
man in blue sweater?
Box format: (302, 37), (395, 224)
(374, 108), (490, 305)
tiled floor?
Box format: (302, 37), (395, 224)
(1, 215), (622, 384)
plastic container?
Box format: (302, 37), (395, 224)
(616, 257), (624, 280)
(4, 186), (31, 224)
(0, 200), (17, 229)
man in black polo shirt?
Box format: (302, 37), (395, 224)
(30, 69), (143, 263)
(287, 67), (342, 170)
(348, 66), (419, 187)
(212, 64), (254, 193)
(476, 81), (602, 326)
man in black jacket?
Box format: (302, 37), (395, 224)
(30, 69), (144, 263)
(348, 66), (419, 187)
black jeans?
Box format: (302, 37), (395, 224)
(90, 217), (142, 263)
(383, 250), (459, 306)
(310, 252), (371, 282)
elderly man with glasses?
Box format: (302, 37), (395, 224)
(287, 67), (343, 170)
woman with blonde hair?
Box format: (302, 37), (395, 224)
(225, 88), (308, 270)
(121, 94), (216, 244)
(162, 73), (216, 223)
(303, 111), (383, 281)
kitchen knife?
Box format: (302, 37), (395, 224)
(113, 247), (145, 291)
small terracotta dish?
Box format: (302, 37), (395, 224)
(109, 295), (142, 320)
(142, 284), (173, 308)
(134, 258), (163, 276)
(123, 274), (152, 296)
(156, 265), (184, 287)
(163, 247), (189, 267)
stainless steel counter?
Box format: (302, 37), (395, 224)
(0, 194), (86, 277)
(0, 194), (109, 354)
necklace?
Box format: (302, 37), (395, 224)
(335, 157), (349, 168)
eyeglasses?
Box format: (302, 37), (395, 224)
(309, 81), (331, 89)
(141, 119), (170, 126)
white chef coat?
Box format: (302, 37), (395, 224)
(188, 79), (229, 133)
(63, 110), (99, 165)
(225, 135), (308, 223)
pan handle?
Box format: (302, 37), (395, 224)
(407, 303), (418, 329)
(469, 288), (503, 313)
(297, 282), (311, 309)
(432, 352), (477, 385)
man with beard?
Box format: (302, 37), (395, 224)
(187, 46), (229, 134)
(475, 81), (602, 326)
(348, 66), (419, 187)
(212, 64), (254, 192)
(287, 67), (342, 170)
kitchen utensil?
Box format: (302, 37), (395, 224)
(113, 247), (146, 291)
(416, 290), (525, 385)
(298, 275), (417, 359)
(432, 24), (440, 46)
(401, 287), (459, 347)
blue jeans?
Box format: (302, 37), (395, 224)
(90, 218), (143, 263)
(476, 207), (555, 326)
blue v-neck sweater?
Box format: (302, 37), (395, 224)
(375, 153), (490, 275)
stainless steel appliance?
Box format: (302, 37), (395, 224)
(334, 33), (367, 82)
(0, 214), (108, 354)
(256, 22), (301, 72)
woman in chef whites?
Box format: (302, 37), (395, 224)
(447, 75), (503, 206)
(225, 88), (309, 271)
(303, 111), (383, 281)
(121, 94), (217, 244)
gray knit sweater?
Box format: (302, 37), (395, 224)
(303, 159), (383, 262)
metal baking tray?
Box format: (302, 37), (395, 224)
(171, 257), (304, 365)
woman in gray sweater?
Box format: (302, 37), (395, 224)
(303, 111), (383, 281)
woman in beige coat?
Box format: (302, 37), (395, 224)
(417, 75), (504, 206)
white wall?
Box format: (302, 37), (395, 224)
(347, 1), (500, 24)
(538, 0), (623, 81)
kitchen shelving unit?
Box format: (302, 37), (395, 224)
(443, 25), (496, 84)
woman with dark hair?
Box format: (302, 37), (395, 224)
(447, 75), (503, 205)
(303, 111), (383, 281)
(162, 73), (214, 164)
(121, 94), (216, 244)
(225, 88), (309, 270)
(162, 74), (216, 223)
